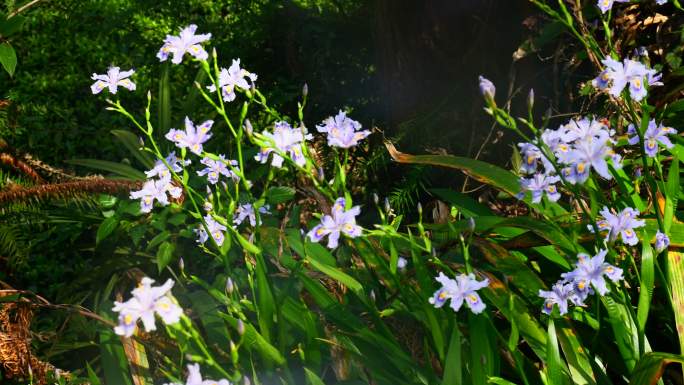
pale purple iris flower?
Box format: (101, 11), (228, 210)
(207, 59), (257, 102)
(560, 118), (613, 144)
(566, 136), (614, 183)
(130, 179), (181, 213)
(561, 250), (623, 296)
(307, 197), (363, 249)
(146, 152), (191, 180)
(517, 142), (542, 174)
(91, 66), (136, 94)
(316, 111), (370, 148)
(655, 231), (670, 253)
(539, 281), (584, 315)
(596, 57), (661, 101)
(197, 155), (239, 184)
(656, 0), (668, 4)
(112, 277), (182, 337)
(478, 75), (496, 100)
(517, 173), (561, 203)
(165, 117), (214, 155)
(627, 120), (677, 158)
(157, 25), (212, 64)
(592, 206), (645, 246)
(233, 203), (271, 227)
(597, 0), (629, 14)
(195, 215), (227, 246)
(428, 272), (489, 314)
(255, 121), (311, 168)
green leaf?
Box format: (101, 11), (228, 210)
(99, 329), (133, 385)
(0, 15), (26, 37)
(218, 313), (286, 366)
(67, 158), (146, 180)
(156, 241), (175, 272)
(469, 314), (499, 385)
(158, 64), (171, 133)
(111, 130), (155, 169)
(146, 230), (170, 251)
(96, 216), (119, 244)
(637, 236), (655, 348)
(667, 252), (684, 356)
(254, 252), (276, 343)
(0, 42), (17, 77)
(265, 186), (296, 205)
(629, 352), (684, 384)
(664, 155), (679, 232)
(442, 325), (463, 385)
(304, 368), (326, 385)
(386, 142), (520, 196)
(431, 188), (494, 217)
(544, 318), (566, 385)
(306, 254), (363, 295)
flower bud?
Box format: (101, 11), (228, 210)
(478, 75), (496, 101)
(369, 289), (376, 302)
(372, 193), (379, 205)
(243, 376), (251, 385)
(237, 319), (245, 335)
(384, 198), (391, 214)
(243, 119), (253, 137)
(147, 90), (152, 103)
(178, 257), (185, 272)
(397, 257), (407, 270)
(527, 88), (534, 110)
(226, 277), (234, 294)
(302, 83), (309, 98)
(212, 47), (217, 59)
(467, 217), (476, 232)
(417, 202), (423, 216)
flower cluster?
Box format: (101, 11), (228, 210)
(207, 59), (257, 102)
(627, 120), (677, 158)
(91, 66), (136, 95)
(255, 121), (312, 168)
(593, 57), (662, 101)
(164, 364), (231, 385)
(539, 249), (623, 315)
(131, 153), (185, 213)
(429, 272), (490, 314)
(307, 197), (363, 249)
(113, 277), (182, 337)
(316, 111), (370, 149)
(157, 24), (212, 64)
(516, 117), (620, 202)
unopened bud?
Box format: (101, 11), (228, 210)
(212, 47), (217, 58)
(317, 167), (325, 182)
(138, 136), (145, 148)
(243, 119), (253, 137)
(302, 83), (308, 98)
(417, 202), (423, 216)
(230, 340), (238, 363)
(237, 319), (245, 335)
(478, 75), (496, 101)
(467, 217), (476, 232)
(178, 257), (185, 271)
(369, 290), (376, 302)
(226, 277), (234, 294)
(373, 193), (379, 205)
(243, 376), (251, 385)
(384, 198), (391, 214)
(147, 90), (151, 102)
(527, 88), (534, 110)
(431, 247), (437, 257)
(397, 257), (407, 270)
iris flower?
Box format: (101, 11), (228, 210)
(233, 203), (270, 227)
(655, 231), (670, 253)
(307, 197), (363, 249)
(164, 364), (231, 385)
(165, 117), (214, 155)
(627, 120), (677, 158)
(129, 179), (181, 213)
(593, 206), (645, 246)
(255, 121), (311, 168)
(316, 111), (370, 148)
(517, 173), (561, 203)
(195, 215), (227, 246)
(146, 152), (190, 180)
(561, 250), (623, 296)
(197, 155), (239, 184)
(112, 277), (182, 337)
(207, 59), (257, 102)
(157, 25), (211, 64)
(91, 66), (136, 94)
(478, 75), (496, 100)
(429, 272), (489, 314)
(539, 282), (583, 315)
